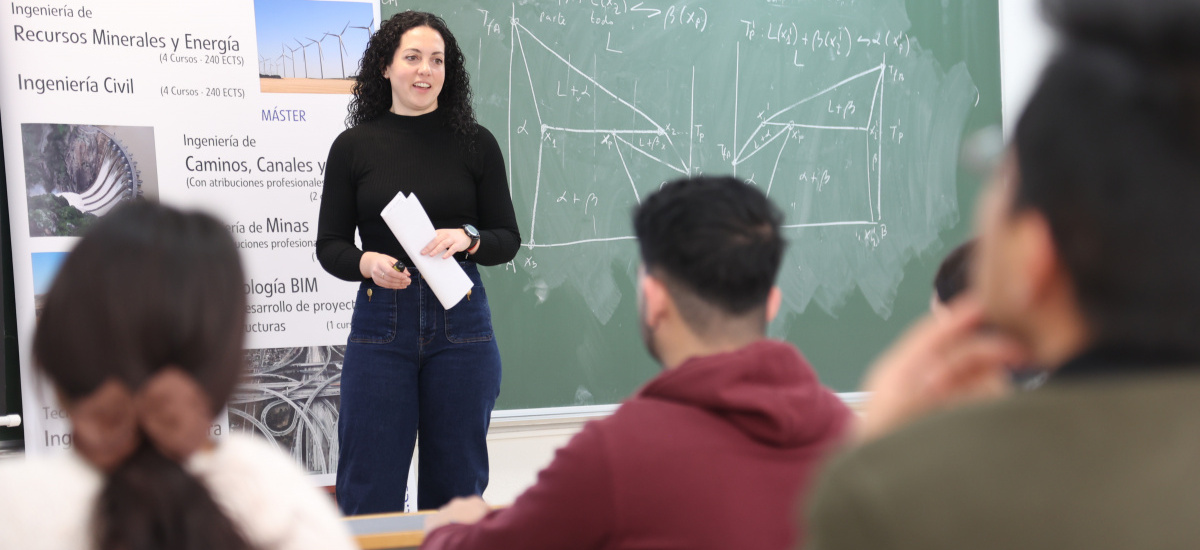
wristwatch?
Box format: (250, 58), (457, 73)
(462, 224), (480, 253)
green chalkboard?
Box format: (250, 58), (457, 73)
(381, 0), (1001, 407)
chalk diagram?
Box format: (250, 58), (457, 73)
(732, 42), (887, 230)
(507, 14), (888, 249)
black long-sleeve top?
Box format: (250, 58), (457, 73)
(316, 110), (522, 281)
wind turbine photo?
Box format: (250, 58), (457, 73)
(254, 0), (374, 94)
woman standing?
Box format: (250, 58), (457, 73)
(316, 11), (521, 515)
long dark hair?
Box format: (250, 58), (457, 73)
(33, 201), (253, 550)
(347, 11), (477, 137)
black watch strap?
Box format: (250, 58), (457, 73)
(462, 224), (480, 252)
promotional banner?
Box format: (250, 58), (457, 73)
(0, 0), (382, 490)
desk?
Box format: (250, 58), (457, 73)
(346, 511), (433, 550)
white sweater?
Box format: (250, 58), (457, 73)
(0, 434), (358, 550)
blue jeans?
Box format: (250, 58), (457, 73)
(336, 262), (501, 514)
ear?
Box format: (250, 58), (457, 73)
(1012, 211), (1063, 307)
(381, 56), (393, 79)
(766, 286), (783, 323)
(640, 273), (670, 329)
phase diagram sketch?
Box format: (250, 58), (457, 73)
(402, 0), (980, 323)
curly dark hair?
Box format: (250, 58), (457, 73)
(347, 11), (477, 137)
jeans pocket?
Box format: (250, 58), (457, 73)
(348, 284), (397, 344)
(445, 278), (494, 344)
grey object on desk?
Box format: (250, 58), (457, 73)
(345, 513), (427, 536)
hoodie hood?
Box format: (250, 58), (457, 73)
(638, 339), (851, 448)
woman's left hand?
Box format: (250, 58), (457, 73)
(421, 228), (472, 259)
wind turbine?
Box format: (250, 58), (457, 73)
(276, 50), (288, 78)
(347, 19), (373, 76)
(294, 38), (311, 78)
(324, 22), (351, 79)
(350, 18), (373, 42)
(306, 36), (326, 78)
(259, 55), (268, 75)
(286, 43), (300, 78)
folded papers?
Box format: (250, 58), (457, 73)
(380, 192), (473, 309)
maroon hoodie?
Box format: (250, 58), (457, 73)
(422, 340), (853, 550)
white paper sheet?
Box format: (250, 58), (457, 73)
(379, 192), (473, 309)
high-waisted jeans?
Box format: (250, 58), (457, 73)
(335, 262), (501, 514)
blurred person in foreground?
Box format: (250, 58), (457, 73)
(422, 176), (853, 550)
(0, 202), (357, 550)
(805, 0), (1200, 548)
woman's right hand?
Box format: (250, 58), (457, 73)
(360, 251), (411, 289)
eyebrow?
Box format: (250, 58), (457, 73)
(402, 48), (444, 56)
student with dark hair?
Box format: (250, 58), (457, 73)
(805, 0), (1200, 548)
(317, 10), (521, 514)
(0, 202), (356, 550)
(419, 176), (852, 550)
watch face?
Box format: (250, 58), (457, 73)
(464, 224), (480, 238)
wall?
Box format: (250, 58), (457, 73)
(482, 413), (601, 504)
(999, 0), (1054, 134)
